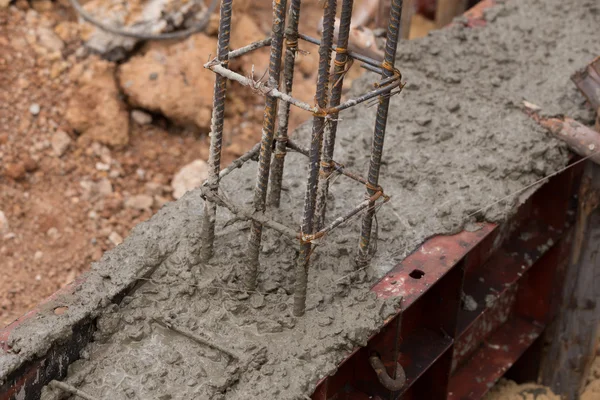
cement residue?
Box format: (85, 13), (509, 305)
(3, 0), (600, 399)
(483, 379), (561, 400)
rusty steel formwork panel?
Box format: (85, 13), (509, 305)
(310, 159), (582, 400)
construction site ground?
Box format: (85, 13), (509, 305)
(0, 0), (599, 399)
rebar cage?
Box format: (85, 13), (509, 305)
(201, 0), (405, 317)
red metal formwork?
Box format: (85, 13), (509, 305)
(311, 157), (581, 400)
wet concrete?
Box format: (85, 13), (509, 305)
(2, 0), (600, 399)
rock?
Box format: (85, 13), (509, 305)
(95, 162), (110, 171)
(80, 178), (113, 199)
(96, 178), (114, 197)
(144, 182), (164, 196)
(36, 27), (64, 53)
(22, 156), (37, 172)
(29, 103), (40, 116)
(51, 130), (72, 156)
(118, 35), (216, 130)
(0, 0), (11, 9)
(171, 160), (209, 199)
(125, 194), (153, 210)
(34, 251), (43, 261)
(79, 0), (210, 60)
(0, 211), (9, 234)
(66, 57), (129, 147)
(108, 231), (123, 246)
(46, 227), (59, 239)
(4, 163), (26, 180)
(131, 110), (152, 125)
(153, 195), (170, 209)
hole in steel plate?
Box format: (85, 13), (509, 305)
(409, 269), (425, 280)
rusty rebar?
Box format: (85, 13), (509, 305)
(153, 318), (241, 360)
(294, 0), (338, 317)
(297, 32), (384, 72)
(286, 138), (369, 186)
(205, 142), (260, 185)
(328, 78), (403, 113)
(357, 0), (403, 265)
(228, 37), (273, 60)
(200, 186), (298, 240)
(245, 0), (288, 291)
(315, 0), (356, 230)
(206, 63), (318, 113)
(200, 0), (233, 262)
(304, 190), (387, 243)
(268, 0), (303, 207)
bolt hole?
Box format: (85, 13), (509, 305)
(409, 269), (425, 280)
(54, 306), (68, 315)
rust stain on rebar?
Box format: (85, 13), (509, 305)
(245, 0), (289, 291)
(357, 0), (404, 266)
(294, 0), (338, 317)
(200, 0), (233, 262)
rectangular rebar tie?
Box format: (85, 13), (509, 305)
(357, 0), (403, 265)
(268, 0), (302, 207)
(200, 0), (233, 261)
(315, 0), (356, 230)
(294, 0), (338, 317)
(245, 0), (289, 291)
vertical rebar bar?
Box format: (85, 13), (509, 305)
(200, 0), (233, 261)
(268, 0), (302, 208)
(314, 0), (355, 231)
(294, 0), (338, 317)
(245, 0), (288, 290)
(357, 0), (403, 265)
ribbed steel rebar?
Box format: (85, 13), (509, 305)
(268, 0), (302, 207)
(294, 0), (338, 317)
(315, 0), (355, 230)
(245, 0), (288, 291)
(200, 0), (233, 262)
(357, 0), (403, 265)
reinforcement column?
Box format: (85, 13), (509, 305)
(294, 0), (338, 317)
(315, 0), (355, 230)
(268, 0), (302, 208)
(245, 0), (288, 290)
(357, 0), (403, 265)
(200, 0), (233, 261)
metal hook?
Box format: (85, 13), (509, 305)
(369, 354), (407, 392)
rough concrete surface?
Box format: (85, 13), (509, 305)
(2, 0), (600, 399)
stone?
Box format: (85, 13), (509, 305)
(66, 57), (129, 147)
(118, 35), (217, 130)
(108, 231), (123, 246)
(0, 0), (10, 9)
(51, 130), (72, 156)
(22, 156), (37, 172)
(131, 110), (152, 125)
(29, 103), (40, 116)
(36, 27), (64, 53)
(171, 160), (209, 199)
(0, 211), (9, 234)
(153, 195), (170, 209)
(96, 178), (114, 197)
(125, 194), (153, 210)
(4, 163), (26, 180)
(80, 178), (113, 199)
(46, 227), (59, 239)
(34, 251), (43, 261)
